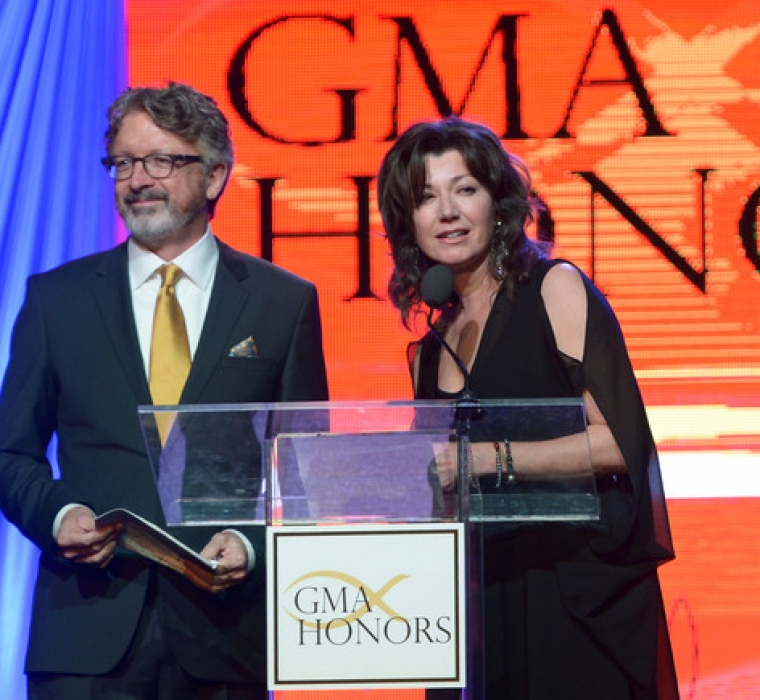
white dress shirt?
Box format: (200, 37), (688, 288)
(128, 229), (219, 371)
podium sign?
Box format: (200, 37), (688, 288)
(268, 523), (466, 689)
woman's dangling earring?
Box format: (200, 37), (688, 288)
(494, 221), (505, 280)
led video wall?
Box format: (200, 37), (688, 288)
(127, 2), (760, 697)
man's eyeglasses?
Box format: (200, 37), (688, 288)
(101, 154), (203, 181)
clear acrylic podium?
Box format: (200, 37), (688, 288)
(139, 399), (598, 696)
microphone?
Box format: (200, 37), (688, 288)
(421, 264), (456, 309)
(420, 265), (480, 410)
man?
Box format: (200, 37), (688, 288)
(0, 83), (329, 698)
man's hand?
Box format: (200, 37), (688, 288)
(57, 506), (121, 568)
(200, 531), (249, 591)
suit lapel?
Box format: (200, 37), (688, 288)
(180, 242), (249, 403)
(89, 240), (253, 406)
(90, 244), (153, 406)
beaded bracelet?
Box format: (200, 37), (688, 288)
(503, 439), (516, 483)
(493, 441), (503, 488)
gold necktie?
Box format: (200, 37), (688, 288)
(149, 264), (191, 443)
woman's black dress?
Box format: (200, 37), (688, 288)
(415, 260), (679, 699)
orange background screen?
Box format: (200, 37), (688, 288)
(126, 2), (760, 697)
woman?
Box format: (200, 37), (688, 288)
(377, 117), (679, 699)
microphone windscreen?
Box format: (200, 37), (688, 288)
(421, 264), (455, 308)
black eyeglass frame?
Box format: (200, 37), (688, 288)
(101, 154), (204, 181)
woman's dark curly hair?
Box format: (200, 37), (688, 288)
(377, 117), (548, 327)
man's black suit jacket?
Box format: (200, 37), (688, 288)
(0, 238), (329, 682)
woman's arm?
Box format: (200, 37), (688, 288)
(534, 262), (626, 475)
(435, 264), (627, 489)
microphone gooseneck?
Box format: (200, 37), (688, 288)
(420, 265), (481, 420)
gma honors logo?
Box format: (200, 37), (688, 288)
(283, 568), (454, 647)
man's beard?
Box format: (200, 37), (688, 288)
(118, 191), (199, 244)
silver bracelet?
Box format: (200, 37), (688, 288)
(493, 442), (503, 487)
(503, 439), (516, 483)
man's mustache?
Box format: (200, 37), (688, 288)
(124, 191), (169, 205)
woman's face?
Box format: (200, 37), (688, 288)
(412, 149), (495, 276)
